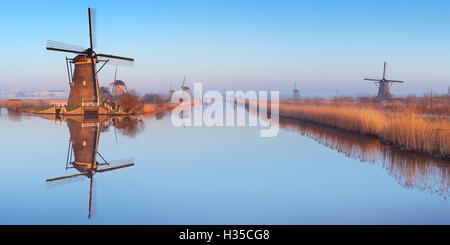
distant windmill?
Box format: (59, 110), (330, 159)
(110, 65), (128, 98)
(46, 118), (134, 219)
(180, 76), (190, 94)
(364, 62), (404, 100)
(169, 83), (175, 101)
(293, 82), (300, 100)
(46, 8), (134, 110)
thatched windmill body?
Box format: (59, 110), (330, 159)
(364, 62), (404, 100)
(46, 8), (134, 108)
(46, 117), (134, 218)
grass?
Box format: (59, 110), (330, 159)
(21, 103), (53, 112)
(278, 101), (449, 158)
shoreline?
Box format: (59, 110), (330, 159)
(242, 100), (449, 159)
(276, 102), (449, 159)
(279, 115), (449, 160)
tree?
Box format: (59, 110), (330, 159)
(100, 86), (113, 104)
(143, 93), (165, 108)
(116, 90), (144, 114)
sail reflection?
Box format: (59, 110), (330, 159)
(45, 115), (139, 218)
(279, 118), (450, 199)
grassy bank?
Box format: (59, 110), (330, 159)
(278, 102), (449, 158)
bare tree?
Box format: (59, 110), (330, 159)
(116, 90), (144, 114)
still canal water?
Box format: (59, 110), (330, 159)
(0, 107), (448, 224)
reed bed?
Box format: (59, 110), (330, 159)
(278, 103), (450, 158)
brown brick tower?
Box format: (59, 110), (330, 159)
(68, 50), (102, 106)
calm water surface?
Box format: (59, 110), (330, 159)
(0, 107), (448, 224)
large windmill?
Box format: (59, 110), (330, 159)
(46, 8), (134, 109)
(46, 117), (134, 218)
(364, 62), (404, 100)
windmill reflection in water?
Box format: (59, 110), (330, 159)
(46, 116), (135, 219)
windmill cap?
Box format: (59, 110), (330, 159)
(113, 80), (125, 86)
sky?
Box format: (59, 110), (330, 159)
(0, 0), (449, 97)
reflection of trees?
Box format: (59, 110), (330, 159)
(155, 111), (166, 120)
(279, 118), (450, 200)
(7, 110), (22, 122)
(113, 117), (145, 138)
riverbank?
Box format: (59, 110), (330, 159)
(1, 98), (180, 115)
(277, 102), (449, 158)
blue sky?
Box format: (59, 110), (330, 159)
(0, 0), (449, 97)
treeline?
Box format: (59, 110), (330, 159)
(100, 86), (173, 114)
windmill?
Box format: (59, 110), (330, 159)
(364, 62), (404, 100)
(46, 8), (134, 110)
(169, 83), (175, 101)
(110, 65), (128, 98)
(180, 76), (190, 94)
(46, 117), (134, 218)
(293, 82), (300, 100)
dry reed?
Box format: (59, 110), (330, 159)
(278, 103), (450, 157)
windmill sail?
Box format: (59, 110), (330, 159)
(46, 40), (85, 54)
(97, 163), (134, 173)
(46, 173), (88, 188)
(88, 8), (97, 50)
(98, 55), (135, 67)
(88, 177), (97, 219)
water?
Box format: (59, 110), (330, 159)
(0, 107), (448, 224)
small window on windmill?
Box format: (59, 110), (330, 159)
(83, 140), (87, 146)
(82, 80), (87, 87)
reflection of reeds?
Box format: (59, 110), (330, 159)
(278, 103), (450, 157)
(280, 118), (450, 199)
(114, 117), (145, 138)
(7, 110), (22, 122)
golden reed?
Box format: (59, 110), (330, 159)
(278, 103), (449, 158)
